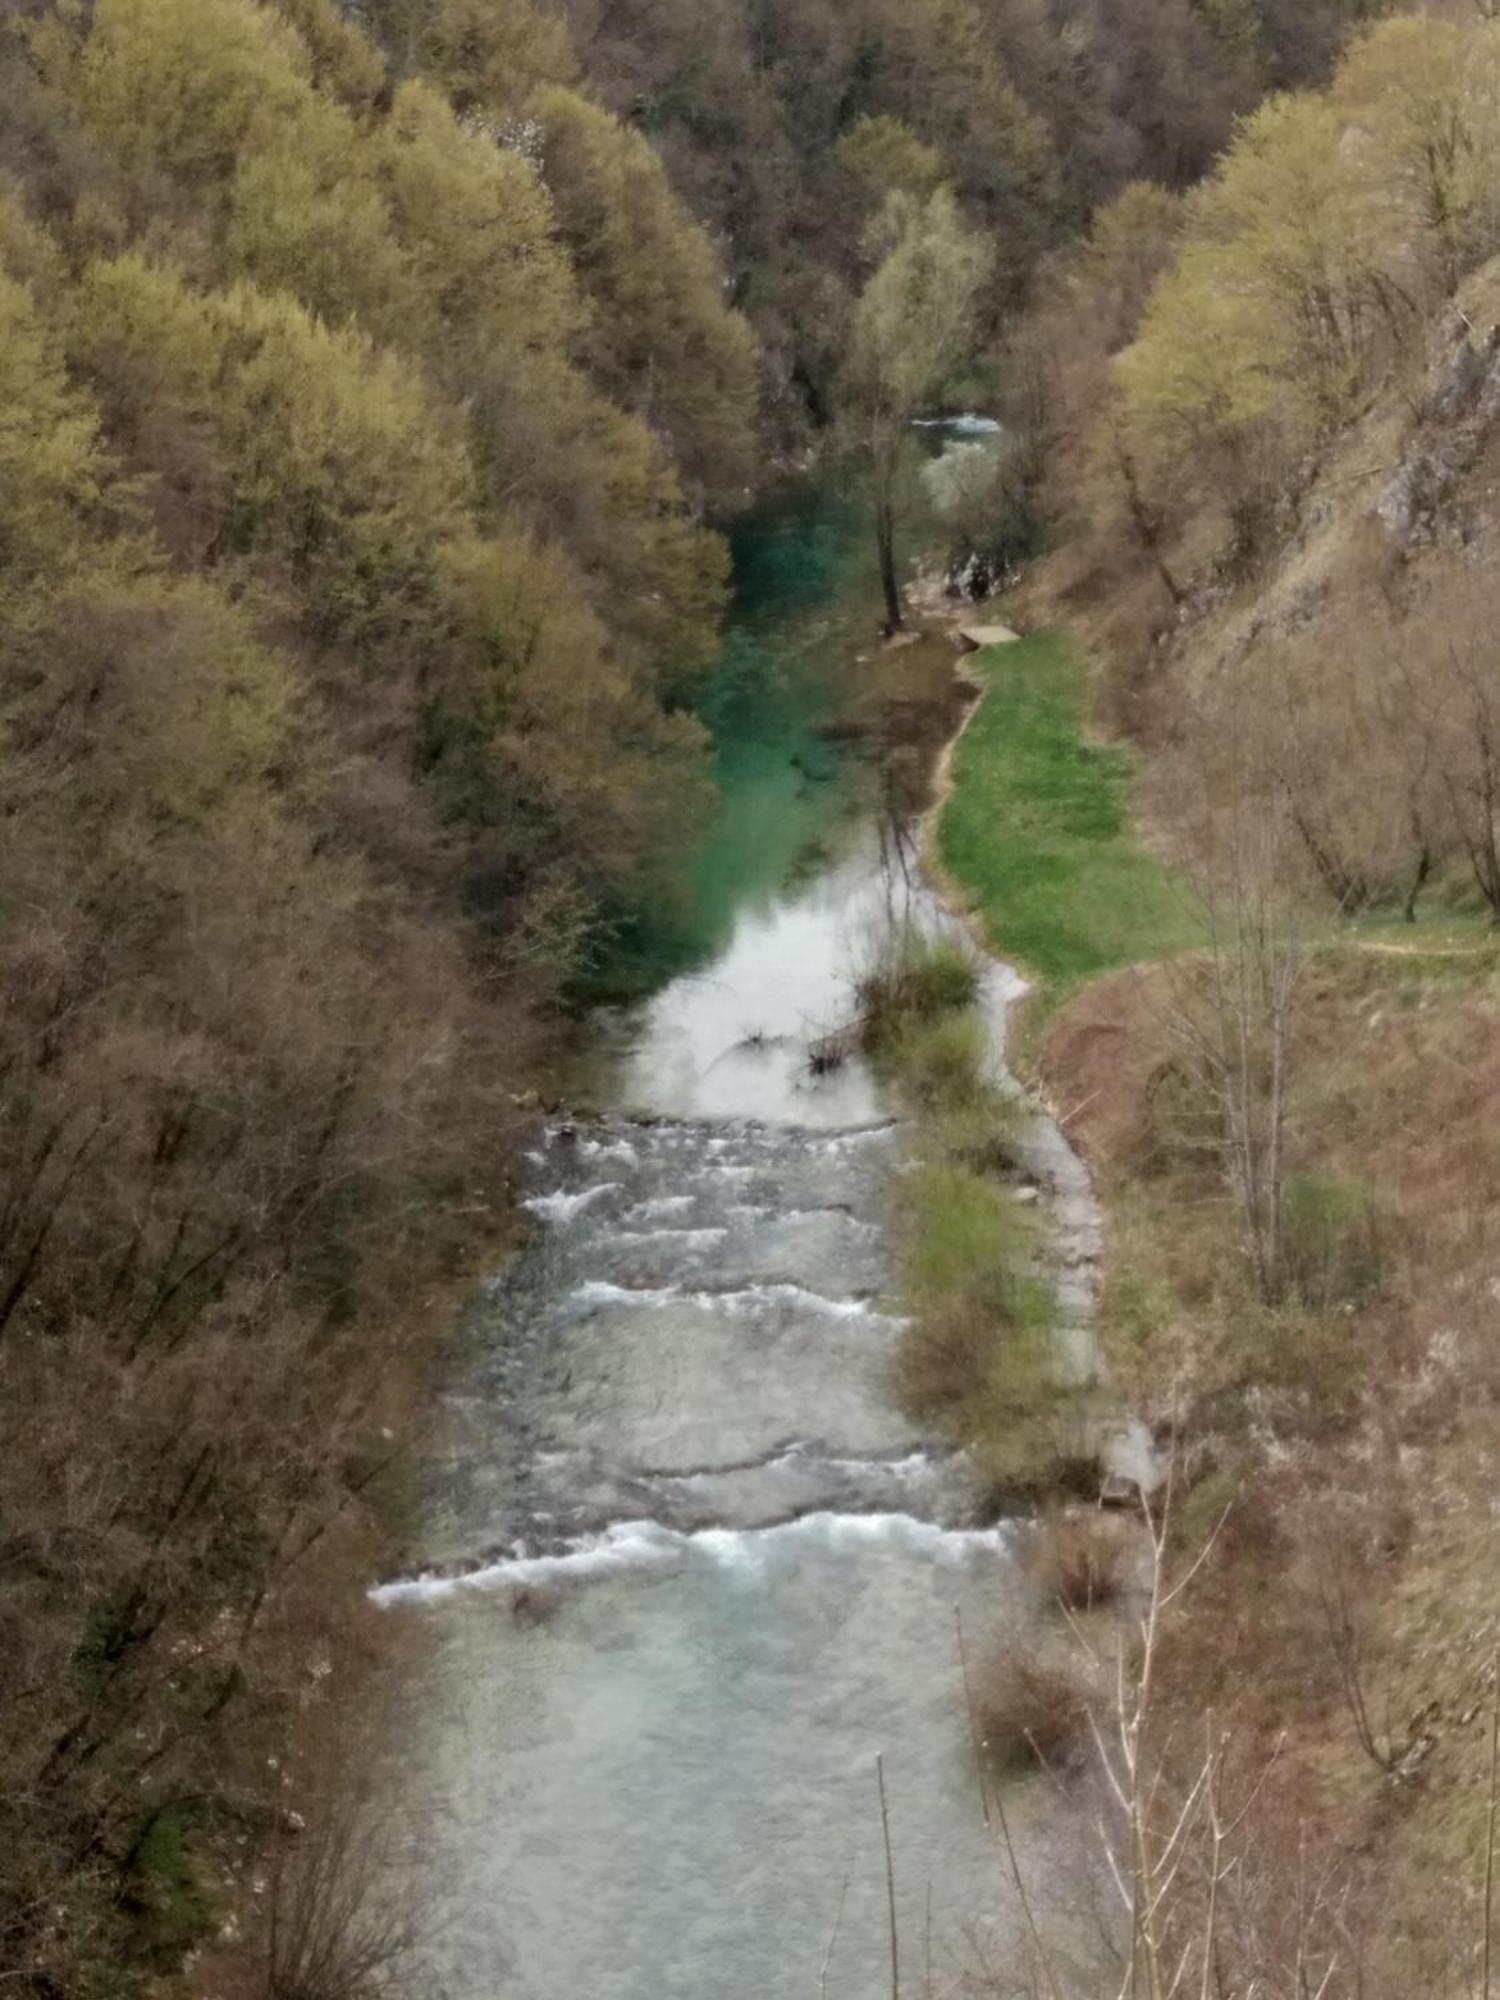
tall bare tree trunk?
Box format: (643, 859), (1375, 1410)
(876, 493), (904, 635)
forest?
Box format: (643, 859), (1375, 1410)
(2, 0), (1492, 1992)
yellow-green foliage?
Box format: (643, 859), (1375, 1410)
(1068, 181), (1183, 343)
(377, 78), (579, 363)
(404, 0), (577, 114)
(1116, 93), (1381, 493)
(1335, 17), (1500, 283)
(268, 0), (389, 103)
(0, 2), (767, 1982)
(835, 116), (949, 207)
(15, 572), (296, 827)
(1112, 20), (1500, 545)
(537, 86), (759, 498)
(0, 268), (111, 593)
(37, 0), (315, 186)
(7, 0), (751, 858)
(32, 0), (739, 693)
(848, 187), (991, 421)
(213, 285), (471, 636)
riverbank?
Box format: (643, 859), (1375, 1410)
(936, 619), (1500, 1990)
(935, 631), (1190, 1003)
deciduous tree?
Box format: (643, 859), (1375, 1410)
(841, 187), (990, 631)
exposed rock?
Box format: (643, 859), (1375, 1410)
(957, 622), (1021, 651)
(1379, 319), (1500, 547)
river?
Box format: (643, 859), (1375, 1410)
(375, 490), (1101, 1998)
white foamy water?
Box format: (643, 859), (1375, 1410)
(522, 1180), (621, 1223)
(566, 1277), (891, 1322)
(595, 1225), (730, 1252)
(577, 1137), (641, 1165)
(373, 1508), (1015, 1605)
(624, 1194), (696, 1220)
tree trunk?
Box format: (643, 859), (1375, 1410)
(875, 498), (903, 635)
(1116, 439), (1185, 608)
(1404, 842), (1432, 924)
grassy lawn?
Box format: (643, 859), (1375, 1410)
(939, 630), (1193, 998)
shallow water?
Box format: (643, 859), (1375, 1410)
(379, 497), (1108, 1997)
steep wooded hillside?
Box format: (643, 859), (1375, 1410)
(363, 0), (1389, 436)
(0, 0), (754, 1987)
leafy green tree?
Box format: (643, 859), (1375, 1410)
(842, 187), (990, 631)
(1334, 16), (1500, 290)
(362, 0), (577, 106)
(537, 85), (760, 502)
(1114, 93), (1385, 552)
(375, 75), (581, 368)
(33, 0), (316, 187)
(0, 267), (112, 597)
(835, 116), (949, 208)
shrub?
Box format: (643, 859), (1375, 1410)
(930, 1093), (1029, 1177)
(881, 1010), (993, 1115)
(900, 1160), (1064, 1472)
(969, 1409), (1104, 1508)
(1136, 1057), (1221, 1177)
(898, 1296), (1003, 1417)
(971, 1647), (1092, 1774)
(1279, 1171), (1385, 1308)
(123, 1804), (217, 1971)
(899, 1162), (1051, 1329)
(1024, 1509), (1134, 1613)
(265, 1779), (418, 2000)
(858, 925), (979, 1054)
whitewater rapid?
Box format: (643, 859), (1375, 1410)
(375, 827), (1102, 1997)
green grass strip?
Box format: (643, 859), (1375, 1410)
(939, 630), (1192, 995)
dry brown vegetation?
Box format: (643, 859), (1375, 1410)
(1034, 936), (1500, 1987)
(1023, 1508), (1136, 1615)
(931, 15), (1500, 1992)
(971, 1647), (1094, 1778)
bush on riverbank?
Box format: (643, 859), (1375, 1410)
(859, 924), (1098, 1496)
(1024, 1508), (1136, 1615)
(971, 1646), (1093, 1775)
(859, 928), (979, 1051)
(895, 1162), (1053, 1420)
(878, 1012), (994, 1115)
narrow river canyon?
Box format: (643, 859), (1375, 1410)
(375, 489), (1101, 1997)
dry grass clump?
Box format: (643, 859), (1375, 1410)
(1279, 1170), (1386, 1309)
(972, 1646), (1093, 1775)
(1025, 1508), (1136, 1614)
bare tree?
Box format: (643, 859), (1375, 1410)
(950, 1475), (1367, 2000)
(1162, 811), (1303, 1303)
(264, 1714), (427, 2000)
